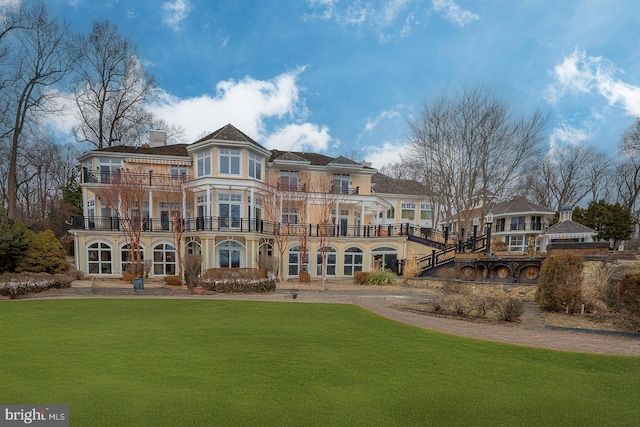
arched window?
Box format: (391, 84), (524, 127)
(186, 238), (201, 255)
(120, 244), (144, 274)
(344, 247), (363, 276)
(153, 243), (176, 276)
(88, 242), (112, 274)
(217, 240), (243, 268)
(316, 246), (337, 276)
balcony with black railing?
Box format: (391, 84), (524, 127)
(82, 167), (191, 186)
(70, 215), (439, 240)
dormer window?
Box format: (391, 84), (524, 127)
(220, 149), (241, 175)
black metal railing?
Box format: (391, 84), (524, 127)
(70, 215), (445, 240)
(416, 233), (488, 275)
(82, 167), (191, 186)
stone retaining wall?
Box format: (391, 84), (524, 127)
(405, 277), (537, 301)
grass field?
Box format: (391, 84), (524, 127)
(1, 299), (639, 426)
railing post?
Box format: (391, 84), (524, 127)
(431, 249), (436, 268)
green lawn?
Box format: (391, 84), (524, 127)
(1, 299), (639, 426)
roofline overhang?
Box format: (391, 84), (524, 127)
(188, 139), (272, 156)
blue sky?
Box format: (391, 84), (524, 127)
(36, 0), (640, 167)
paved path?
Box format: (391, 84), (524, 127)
(10, 280), (640, 356)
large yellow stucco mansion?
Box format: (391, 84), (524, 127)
(71, 124), (437, 279)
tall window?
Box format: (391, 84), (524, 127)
(120, 244), (144, 274)
(530, 216), (542, 231)
(248, 154), (262, 180)
(495, 218), (506, 232)
(344, 247), (363, 276)
(386, 206), (395, 219)
(288, 246), (306, 276)
(153, 243), (176, 275)
(88, 242), (112, 274)
(510, 216), (526, 231)
(282, 206), (298, 224)
(217, 240), (242, 268)
(98, 158), (121, 183)
(219, 193), (242, 228)
(196, 151), (211, 177)
(220, 149), (241, 175)
(279, 170), (299, 191)
(316, 247), (337, 276)
(401, 202), (416, 219)
(331, 174), (350, 194)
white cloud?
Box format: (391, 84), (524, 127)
(148, 67), (335, 152)
(263, 123), (331, 152)
(363, 106), (404, 133)
(305, 0), (418, 41)
(363, 141), (409, 169)
(162, 0), (192, 31)
(546, 47), (640, 116)
(432, 0), (479, 27)
(548, 124), (590, 152)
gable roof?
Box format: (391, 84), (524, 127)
(371, 173), (432, 196)
(193, 123), (264, 148)
(491, 196), (554, 215)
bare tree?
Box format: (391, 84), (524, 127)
(312, 175), (342, 289)
(100, 165), (150, 278)
(155, 172), (192, 281)
(617, 118), (640, 214)
(406, 84), (547, 235)
(72, 20), (155, 149)
(3, 3), (72, 219)
(258, 182), (292, 282)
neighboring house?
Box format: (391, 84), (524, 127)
(489, 196), (556, 252)
(537, 206), (597, 252)
(370, 173), (434, 230)
(72, 124), (436, 279)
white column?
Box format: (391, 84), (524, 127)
(207, 186), (212, 217)
(148, 190), (153, 220)
(250, 187), (255, 219)
(82, 188), (89, 217)
(182, 189), (187, 218)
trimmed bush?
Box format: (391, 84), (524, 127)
(0, 272), (72, 298)
(200, 277), (276, 293)
(183, 254), (201, 289)
(537, 255), (584, 313)
(202, 268), (266, 282)
(368, 271), (397, 286)
(353, 271), (369, 285)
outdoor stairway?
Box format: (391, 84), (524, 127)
(416, 234), (488, 276)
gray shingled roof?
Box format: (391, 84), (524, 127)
(491, 196), (553, 215)
(371, 173), (432, 196)
(193, 123), (264, 148)
(90, 143), (189, 157)
(268, 150), (336, 166)
(541, 220), (597, 236)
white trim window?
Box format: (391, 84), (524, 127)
(153, 243), (177, 275)
(170, 165), (188, 180)
(282, 206), (298, 224)
(316, 247), (337, 276)
(88, 242), (112, 274)
(401, 202), (416, 220)
(248, 153), (262, 180)
(220, 149), (241, 175)
(344, 247), (363, 276)
(120, 244), (145, 274)
(196, 151), (211, 177)
(420, 203), (432, 220)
